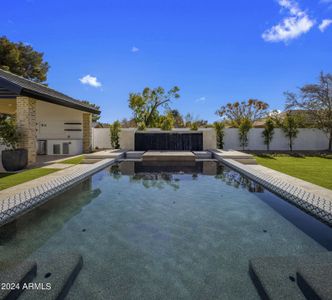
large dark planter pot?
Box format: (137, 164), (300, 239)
(1, 149), (28, 171)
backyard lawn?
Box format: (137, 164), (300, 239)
(59, 155), (84, 164)
(255, 155), (332, 190)
(0, 168), (58, 191)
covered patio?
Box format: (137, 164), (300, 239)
(0, 69), (100, 170)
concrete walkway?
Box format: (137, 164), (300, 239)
(212, 150), (332, 226)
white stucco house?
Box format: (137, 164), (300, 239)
(0, 69), (100, 166)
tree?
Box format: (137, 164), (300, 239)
(214, 121), (225, 149)
(79, 100), (101, 123)
(0, 36), (49, 83)
(120, 118), (137, 128)
(277, 112), (300, 152)
(128, 86), (180, 129)
(285, 72), (332, 151)
(159, 112), (174, 131)
(110, 120), (121, 149)
(169, 109), (184, 128)
(262, 118), (275, 151)
(183, 113), (208, 128)
(216, 99), (269, 127)
(238, 118), (252, 151)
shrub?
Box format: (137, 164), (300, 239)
(159, 113), (174, 131)
(110, 120), (121, 149)
(278, 113), (300, 152)
(238, 118), (252, 151)
(214, 121), (225, 149)
(262, 118), (275, 151)
(0, 115), (19, 149)
(190, 122), (199, 131)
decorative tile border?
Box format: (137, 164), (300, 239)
(212, 152), (332, 226)
(0, 158), (117, 226)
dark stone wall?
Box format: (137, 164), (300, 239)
(135, 133), (203, 151)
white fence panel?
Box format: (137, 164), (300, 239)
(92, 128), (112, 149)
(223, 128), (329, 151)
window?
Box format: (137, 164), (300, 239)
(53, 144), (61, 155)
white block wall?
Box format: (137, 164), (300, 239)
(92, 128), (112, 149)
(223, 128), (329, 151)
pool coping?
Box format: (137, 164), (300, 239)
(0, 154), (123, 227)
(211, 150), (332, 226)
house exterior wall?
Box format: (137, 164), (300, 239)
(36, 101), (84, 155)
(36, 101), (83, 140)
(16, 97), (37, 164)
(82, 113), (92, 153)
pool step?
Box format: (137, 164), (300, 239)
(125, 151), (145, 159)
(297, 263), (332, 300)
(0, 260), (37, 300)
(19, 252), (83, 300)
(249, 252), (332, 300)
(193, 151), (212, 159)
(142, 151), (196, 161)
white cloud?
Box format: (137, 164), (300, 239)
(131, 46), (139, 53)
(79, 75), (102, 88)
(262, 0), (315, 43)
(195, 96), (207, 103)
(319, 19), (332, 31)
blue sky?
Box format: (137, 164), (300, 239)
(1, 0), (332, 123)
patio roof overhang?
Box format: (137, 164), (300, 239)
(0, 69), (100, 114)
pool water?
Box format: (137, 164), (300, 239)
(0, 161), (331, 299)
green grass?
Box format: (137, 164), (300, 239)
(255, 155), (332, 190)
(59, 155), (84, 164)
(0, 168), (59, 191)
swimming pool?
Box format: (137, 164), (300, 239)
(0, 161), (331, 299)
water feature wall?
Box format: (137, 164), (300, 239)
(135, 132), (203, 151)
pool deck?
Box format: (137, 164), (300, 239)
(212, 150), (332, 226)
(0, 151), (124, 226)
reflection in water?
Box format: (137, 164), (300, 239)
(108, 160), (264, 193)
(130, 173), (180, 190)
(0, 178), (102, 262)
(215, 165), (264, 193)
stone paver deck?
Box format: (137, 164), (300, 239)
(84, 150), (124, 159)
(212, 150), (332, 226)
(42, 163), (72, 169)
(0, 155), (122, 226)
(215, 149), (254, 159)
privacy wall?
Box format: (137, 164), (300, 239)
(92, 128), (111, 149)
(223, 128), (329, 151)
(91, 128), (329, 151)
